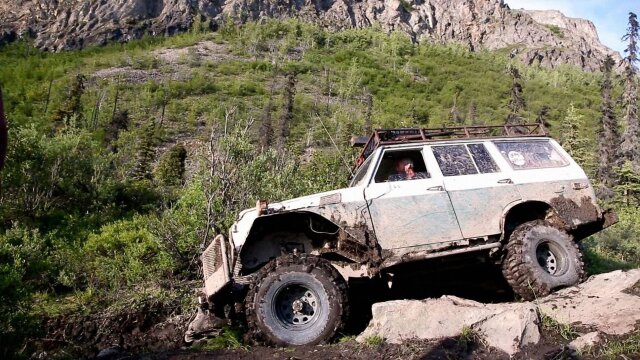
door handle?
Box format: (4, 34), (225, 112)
(497, 178), (513, 184)
(427, 186), (444, 191)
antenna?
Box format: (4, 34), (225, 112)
(314, 111), (354, 177)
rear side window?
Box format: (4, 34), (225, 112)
(432, 145), (477, 176)
(432, 143), (500, 176)
(467, 144), (499, 173)
(494, 140), (568, 170)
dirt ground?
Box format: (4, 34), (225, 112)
(142, 338), (509, 360)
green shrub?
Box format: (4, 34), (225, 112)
(84, 215), (173, 291)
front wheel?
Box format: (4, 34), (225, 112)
(502, 220), (585, 300)
(245, 255), (348, 346)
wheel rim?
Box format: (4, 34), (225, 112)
(273, 284), (320, 328)
(536, 241), (566, 276)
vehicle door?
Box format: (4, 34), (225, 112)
(430, 142), (521, 238)
(364, 147), (463, 250)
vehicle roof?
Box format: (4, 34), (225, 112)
(352, 124), (549, 171)
(377, 136), (552, 150)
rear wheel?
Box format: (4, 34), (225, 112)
(245, 255), (348, 346)
(502, 220), (585, 300)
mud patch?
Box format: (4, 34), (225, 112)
(623, 280), (640, 297)
(550, 195), (599, 227)
(30, 299), (191, 359)
(140, 337), (508, 360)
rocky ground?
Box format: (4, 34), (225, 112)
(77, 269), (640, 360)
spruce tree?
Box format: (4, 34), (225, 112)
(596, 55), (621, 198)
(506, 65), (525, 125)
(155, 144), (187, 187)
(52, 74), (86, 130)
(130, 121), (157, 181)
(536, 105), (552, 129)
(277, 71), (297, 155)
(621, 12), (640, 171)
(560, 104), (590, 167)
(104, 109), (130, 152)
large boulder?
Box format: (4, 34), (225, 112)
(357, 269), (640, 356)
(356, 295), (539, 356)
(539, 269), (640, 335)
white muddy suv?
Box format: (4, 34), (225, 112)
(187, 124), (616, 347)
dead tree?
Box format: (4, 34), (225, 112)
(596, 55), (621, 198)
(363, 90), (373, 134)
(277, 71), (297, 155)
(259, 70), (278, 151)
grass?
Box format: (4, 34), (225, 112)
(192, 326), (247, 351)
(540, 313), (578, 341)
(337, 335), (357, 344)
(544, 24), (565, 38)
(458, 325), (485, 348)
(363, 335), (385, 347)
(588, 330), (640, 359)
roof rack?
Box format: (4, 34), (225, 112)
(351, 123), (548, 168)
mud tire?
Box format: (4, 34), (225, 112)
(502, 220), (585, 301)
(245, 254), (348, 346)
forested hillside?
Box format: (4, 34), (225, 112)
(0, 20), (638, 358)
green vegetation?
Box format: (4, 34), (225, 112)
(544, 24), (565, 38)
(363, 334), (385, 346)
(192, 327), (246, 351)
(0, 19), (638, 358)
(587, 330), (640, 359)
(540, 313), (578, 341)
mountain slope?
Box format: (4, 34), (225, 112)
(0, 0), (621, 71)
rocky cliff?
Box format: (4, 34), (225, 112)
(0, 0), (621, 71)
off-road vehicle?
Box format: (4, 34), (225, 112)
(186, 124), (617, 346)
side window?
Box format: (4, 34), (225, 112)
(374, 149), (429, 183)
(350, 156), (373, 187)
(494, 140), (569, 170)
(432, 145), (478, 176)
(432, 143), (500, 176)
(468, 143), (499, 173)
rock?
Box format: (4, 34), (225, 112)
(568, 331), (600, 352)
(358, 270), (640, 356)
(0, 0), (620, 71)
(356, 295), (539, 356)
(539, 269), (640, 335)
(96, 345), (131, 359)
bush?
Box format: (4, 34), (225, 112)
(583, 205), (640, 274)
(84, 216), (173, 291)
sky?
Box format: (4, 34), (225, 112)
(504, 0), (639, 55)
